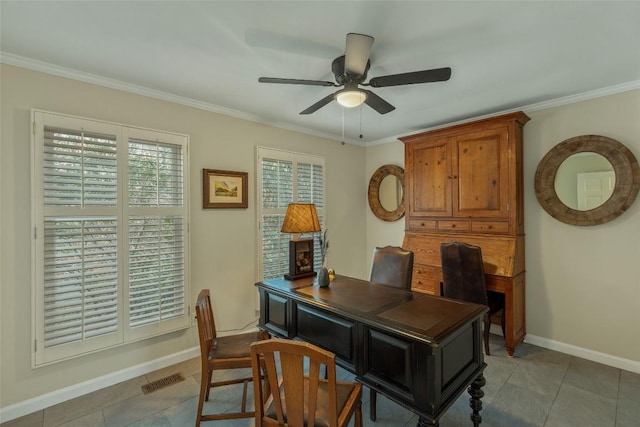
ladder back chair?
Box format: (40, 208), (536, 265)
(195, 289), (269, 426)
(250, 339), (363, 427)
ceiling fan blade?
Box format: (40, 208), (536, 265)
(344, 33), (374, 76)
(300, 93), (336, 115)
(259, 77), (336, 87)
(368, 67), (452, 88)
(362, 89), (395, 114)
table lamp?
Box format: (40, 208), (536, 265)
(281, 203), (321, 280)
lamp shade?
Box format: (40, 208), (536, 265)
(281, 203), (321, 233)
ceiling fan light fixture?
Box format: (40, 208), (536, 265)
(336, 90), (366, 108)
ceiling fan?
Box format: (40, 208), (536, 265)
(258, 33), (451, 115)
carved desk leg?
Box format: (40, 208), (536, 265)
(416, 417), (437, 427)
(468, 373), (486, 427)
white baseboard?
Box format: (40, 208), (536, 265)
(488, 325), (640, 374)
(0, 346), (200, 423)
(523, 334), (640, 374)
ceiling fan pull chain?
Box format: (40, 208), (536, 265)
(359, 104), (363, 139)
(341, 107), (345, 145)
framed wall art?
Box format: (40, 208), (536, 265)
(202, 169), (248, 209)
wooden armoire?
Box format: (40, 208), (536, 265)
(401, 111), (530, 356)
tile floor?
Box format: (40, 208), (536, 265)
(2, 335), (639, 427)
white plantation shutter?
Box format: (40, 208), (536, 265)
(43, 127), (117, 206)
(128, 216), (184, 327)
(43, 217), (118, 347)
(257, 148), (325, 281)
(127, 138), (186, 335)
(32, 111), (189, 365)
(128, 140), (183, 207)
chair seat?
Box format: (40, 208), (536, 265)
(209, 330), (267, 361)
(265, 378), (359, 427)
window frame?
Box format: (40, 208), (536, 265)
(31, 110), (190, 367)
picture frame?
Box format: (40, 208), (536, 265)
(202, 169), (248, 209)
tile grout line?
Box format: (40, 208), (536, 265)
(541, 355), (573, 427)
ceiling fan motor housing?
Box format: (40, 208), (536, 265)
(332, 55), (370, 85)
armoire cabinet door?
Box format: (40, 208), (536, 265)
(454, 125), (509, 218)
(406, 137), (453, 217)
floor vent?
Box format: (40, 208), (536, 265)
(141, 372), (185, 394)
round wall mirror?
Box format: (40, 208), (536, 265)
(368, 165), (405, 221)
(535, 135), (640, 226)
(554, 152), (615, 211)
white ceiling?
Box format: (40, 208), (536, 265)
(2, 1), (639, 145)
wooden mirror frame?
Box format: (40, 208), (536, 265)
(535, 135), (640, 226)
(368, 164), (405, 222)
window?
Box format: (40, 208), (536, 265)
(31, 111), (190, 366)
(256, 147), (325, 281)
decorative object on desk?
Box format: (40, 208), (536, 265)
(317, 267), (330, 287)
(328, 268), (336, 281)
(317, 229), (330, 287)
(202, 169), (248, 209)
(281, 203), (321, 280)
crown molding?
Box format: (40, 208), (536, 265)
(3, 51), (637, 148)
(0, 52), (363, 146)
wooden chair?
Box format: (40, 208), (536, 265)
(369, 245), (414, 289)
(369, 245), (413, 420)
(195, 289), (269, 426)
(250, 339), (363, 427)
(440, 241), (506, 356)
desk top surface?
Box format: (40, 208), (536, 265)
(257, 275), (486, 343)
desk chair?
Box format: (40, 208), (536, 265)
(440, 241), (505, 356)
(250, 339), (363, 427)
(195, 289), (269, 426)
(369, 245), (414, 420)
(369, 245), (414, 289)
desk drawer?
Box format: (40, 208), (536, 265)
(409, 219), (437, 231)
(295, 304), (356, 369)
(437, 220), (470, 232)
(412, 265), (441, 295)
(471, 220), (509, 234)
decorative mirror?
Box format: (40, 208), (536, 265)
(368, 165), (405, 221)
(535, 135), (640, 226)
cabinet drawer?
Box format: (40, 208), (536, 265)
(409, 219), (437, 231)
(472, 220), (509, 234)
(437, 220), (470, 232)
(412, 265), (441, 295)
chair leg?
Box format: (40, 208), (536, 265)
(355, 400), (363, 427)
(196, 368), (210, 427)
(483, 313), (491, 356)
(370, 389), (377, 421)
(501, 309), (506, 337)
(205, 369), (213, 400)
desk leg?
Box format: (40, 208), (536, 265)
(468, 373), (486, 427)
(416, 417), (437, 427)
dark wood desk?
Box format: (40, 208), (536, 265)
(256, 275), (488, 427)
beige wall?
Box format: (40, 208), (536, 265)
(524, 90), (640, 362)
(0, 64), (367, 408)
(365, 89), (640, 366)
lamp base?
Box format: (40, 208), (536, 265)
(285, 239), (316, 281)
(284, 271), (317, 281)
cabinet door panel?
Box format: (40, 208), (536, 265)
(456, 127), (508, 217)
(407, 139), (452, 217)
